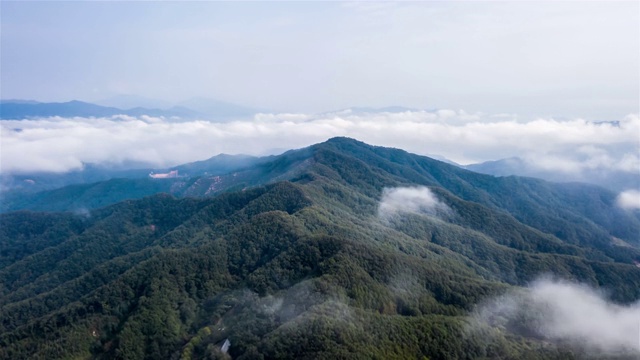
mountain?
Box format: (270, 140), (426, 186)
(1, 137), (639, 359)
(1, 98), (267, 121)
(0, 178), (180, 213)
(0, 99), (41, 105)
(0, 153), (265, 195)
(325, 106), (422, 115)
(0, 100), (201, 120)
(9, 138), (639, 248)
(177, 97), (267, 120)
(466, 157), (640, 192)
(0, 166), (153, 195)
(173, 153), (266, 177)
(1, 100), (124, 118)
(95, 95), (174, 110)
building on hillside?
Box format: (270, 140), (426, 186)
(221, 339), (231, 353)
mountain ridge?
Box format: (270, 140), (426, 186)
(4, 137), (639, 250)
(1, 137), (639, 359)
(0, 100), (201, 119)
(466, 156), (640, 192)
(0, 153), (265, 194)
(1, 98), (268, 121)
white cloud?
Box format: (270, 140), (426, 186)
(471, 278), (640, 356)
(617, 190), (640, 210)
(0, 111), (638, 175)
(378, 186), (450, 221)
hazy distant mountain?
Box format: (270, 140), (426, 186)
(125, 105), (202, 118)
(0, 99), (41, 105)
(327, 106), (421, 115)
(94, 94), (174, 110)
(0, 98), (267, 121)
(1, 100), (121, 118)
(96, 95), (268, 119)
(177, 97), (267, 120)
(0, 100), (201, 119)
(0, 165), (153, 194)
(0, 153), (265, 194)
(173, 153), (266, 176)
(425, 153), (460, 166)
(466, 157), (640, 192)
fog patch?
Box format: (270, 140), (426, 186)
(387, 270), (422, 296)
(224, 279), (353, 329)
(617, 190), (640, 210)
(254, 294), (284, 316)
(378, 186), (452, 222)
(72, 207), (91, 219)
(470, 277), (640, 356)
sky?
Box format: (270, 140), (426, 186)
(0, 1), (638, 181)
(1, 1), (638, 118)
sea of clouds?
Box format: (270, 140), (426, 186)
(1, 110), (638, 178)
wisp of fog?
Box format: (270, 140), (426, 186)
(471, 277), (640, 356)
(378, 186), (451, 222)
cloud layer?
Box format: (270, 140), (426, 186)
(472, 278), (640, 356)
(378, 186), (451, 221)
(1, 111), (638, 177)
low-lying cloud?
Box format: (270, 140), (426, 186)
(471, 278), (640, 356)
(617, 190), (640, 210)
(378, 186), (451, 221)
(1, 111), (638, 176)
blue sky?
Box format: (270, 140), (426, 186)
(2, 1), (638, 119)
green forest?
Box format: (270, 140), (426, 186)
(1, 138), (639, 359)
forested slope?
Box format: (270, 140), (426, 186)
(1, 138), (639, 359)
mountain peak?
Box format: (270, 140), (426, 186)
(322, 136), (364, 145)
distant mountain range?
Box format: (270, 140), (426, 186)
(328, 106), (422, 114)
(93, 95), (175, 110)
(0, 100), (198, 119)
(1, 97), (431, 120)
(2, 99), (636, 193)
(466, 157), (640, 192)
(0, 97), (266, 121)
(0, 153), (266, 194)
